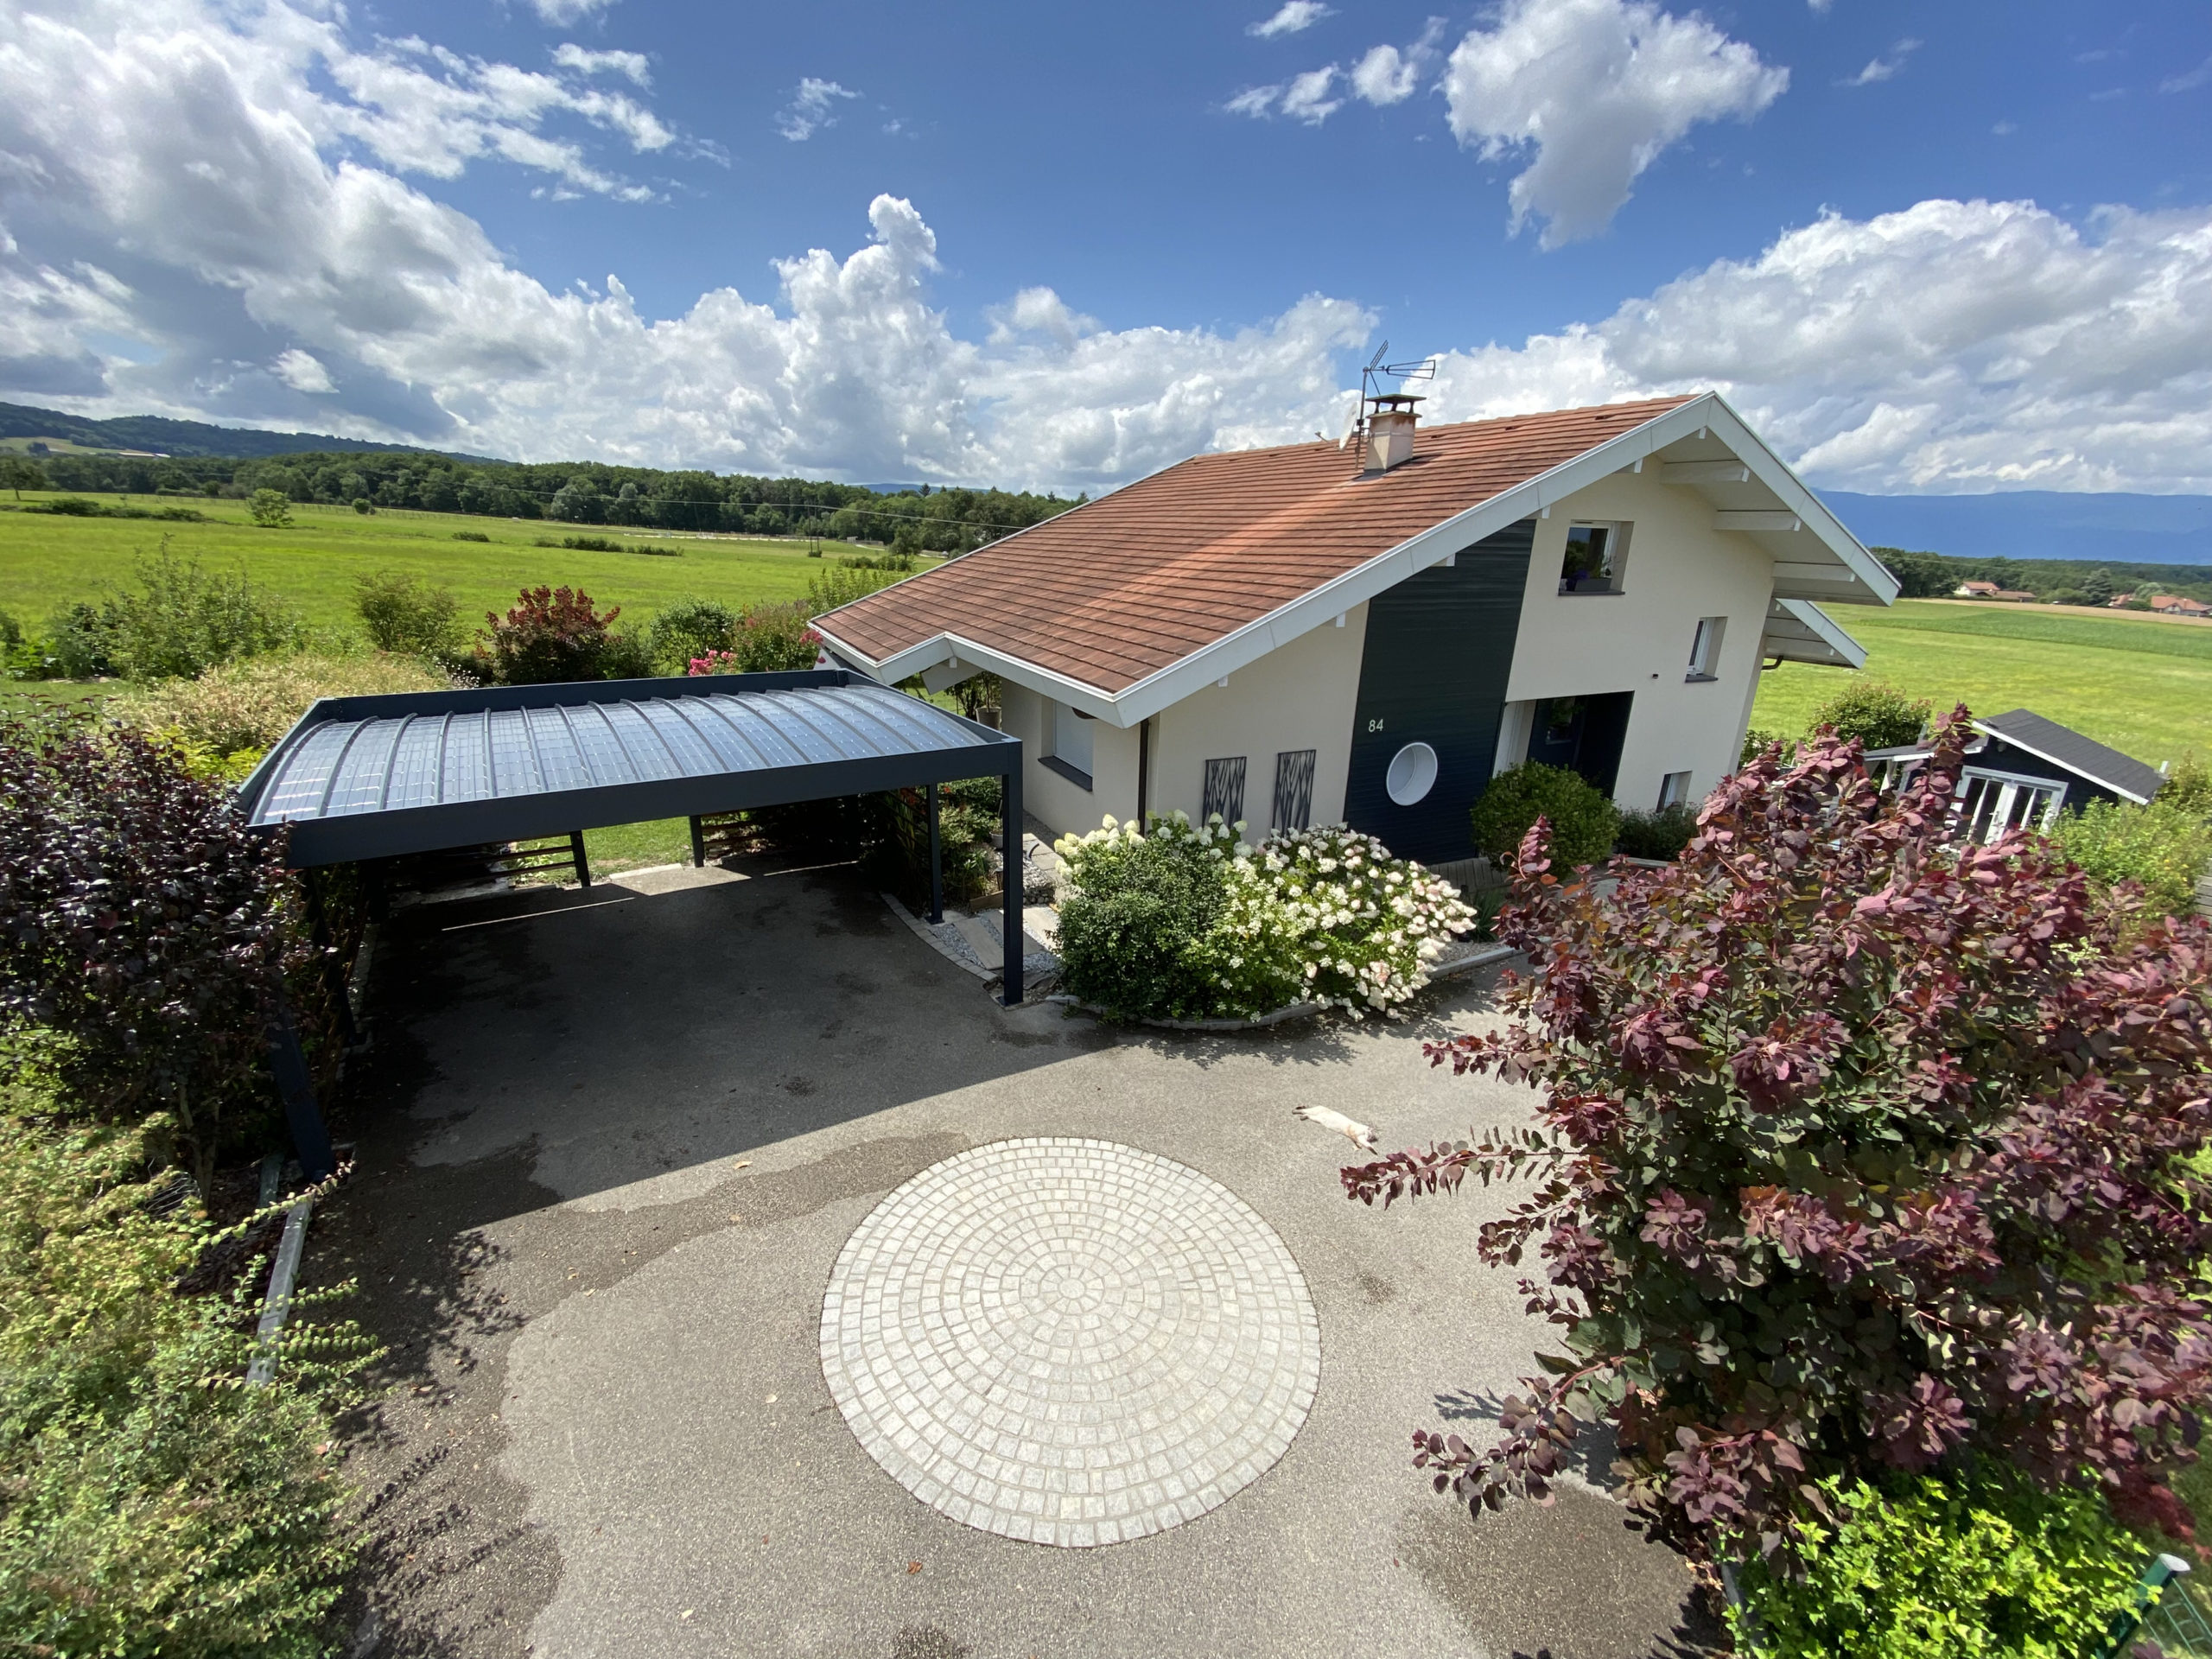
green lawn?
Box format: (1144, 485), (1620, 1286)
(1755, 600), (2212, 766)
(0, 492), (882, 632)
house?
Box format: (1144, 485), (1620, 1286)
(1955, 581), (2002, 599)
(1865, 709), (2165, 842)
(813, 391), (1897, 863)
(2150, 594), (2212, 619)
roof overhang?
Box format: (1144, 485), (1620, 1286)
(815, 391), (1898, 728)
(1759, 597), (1867, 670)
(1971, 719), (2157, 804)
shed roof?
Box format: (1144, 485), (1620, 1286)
(236, 671), (1018, 867)
(816, 391), (1894, 726)
(1976, 709), (2166, 804)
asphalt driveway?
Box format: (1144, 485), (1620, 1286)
(315, 855), (1715, 1659)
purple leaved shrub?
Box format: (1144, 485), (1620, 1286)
(1344, 710), (2212, 1560)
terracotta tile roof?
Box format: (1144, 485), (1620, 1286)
(817, 395), (1698, 694)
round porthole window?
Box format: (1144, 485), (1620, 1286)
(1385, 741), (1439, 806)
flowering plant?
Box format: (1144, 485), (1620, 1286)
(1262, 823), (1475, 1014)
(1342, 710), (2212, 1561)
(1053, 813), (1472, 1021)
(685, 603), (822, 675)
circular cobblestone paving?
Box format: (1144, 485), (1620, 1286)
(819, 1137), (1321, 1548)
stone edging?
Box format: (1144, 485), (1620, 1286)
(1050, 941), (1520, 1033)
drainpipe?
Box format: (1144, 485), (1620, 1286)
(1136, 717), (1153, 829)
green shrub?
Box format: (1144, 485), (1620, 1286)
(42, 598), (122, 677)
(1727, 1465), (2140, 1659)
(650, 598), (740, 671)
(2160, 753), (2212, 818)
(1053, 816), (1274, 1020)
(0, 1062), (372, 1657)
(48, 548), (307, 682)
(559, 535), (623, 552)
(124, 652), (446, 758)
(351, 497), (372, 514)
(1742, 727), (1790, 767)
(1055, 816), (1473, 1020)
(1807, 677), (1930, 750)
(2050, 797), (2212, 918)
(354, 569), (461, 658)
(807, 563), (906, 615)
(598, 628), (655, 680)
(451, 528), (490, 543)
(1468, 762), (1621, 868)
(1614, 802), (1699, 861)
(249, 488), (293, 528)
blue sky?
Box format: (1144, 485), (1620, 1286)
(3, 0), (2210, 492)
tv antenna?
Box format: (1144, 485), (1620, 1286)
(1339, 342), (1437, 455)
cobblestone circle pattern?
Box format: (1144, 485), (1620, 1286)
(820, 1137), (1321, 1548)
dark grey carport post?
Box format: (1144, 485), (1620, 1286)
(926, 782), (944, 924)
(1001, 764), (1023, 1006)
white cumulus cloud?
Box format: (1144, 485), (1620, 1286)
(271, 347), (334, 392)
(779, 78), (860, 142)
(1278, 67), (1342, 124)
(1842, 38), (1920, 86)
(1442, 0), (1789, 246)
(3, 0), (2210, 498)
(528, 0), (618, 26)
(1421, 198), (2212, 492)
(551, 43), (651, 86)
(1248, 2), (1332, 41)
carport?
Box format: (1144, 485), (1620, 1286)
(237, 669), (1025, 1173)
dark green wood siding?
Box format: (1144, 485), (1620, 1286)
(1344, 519), (1534, 862)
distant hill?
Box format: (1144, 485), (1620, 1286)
(0, 400), (497, 462)
(1821, 490), (2212, 566)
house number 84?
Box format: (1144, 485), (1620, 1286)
(1366, 717), (1385, 733)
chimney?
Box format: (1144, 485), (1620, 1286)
(1363, 393), (1421, 474)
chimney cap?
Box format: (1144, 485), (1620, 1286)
(1370, 392), (1424, 410)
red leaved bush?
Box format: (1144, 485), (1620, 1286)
(1344, 710), (2212, 1559)
(479, 584), (620, 684)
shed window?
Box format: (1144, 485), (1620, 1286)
(1272, 749), (1317, 831)
(1560, 523), (1629, 594)
(1043, 702), (1093, 790)
(1202, 756), (1248, 826)
(1657, 770), (1693, 809)
(1687, 616), (1726, 681)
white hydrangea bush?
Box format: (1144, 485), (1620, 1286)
(1258, 823), (1476, 1014)
(1052, 812), (1475, 1020)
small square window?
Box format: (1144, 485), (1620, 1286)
(1658, 771), (1693, 809)
(1687, 615), (1726, 681)
(1560, 523), (1628, 594)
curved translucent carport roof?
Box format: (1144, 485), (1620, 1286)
(237, 669), (1027, 995)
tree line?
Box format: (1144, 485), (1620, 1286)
(10, 450), (1082, 554)
(1874, 546), (2212, 606)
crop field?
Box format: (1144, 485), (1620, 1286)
(1754, 599), (2212, 765)
(0, 490), (885, 632)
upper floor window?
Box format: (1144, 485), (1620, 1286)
(1687, 616), (1726, 682)
(1560, 522), (1629, 594)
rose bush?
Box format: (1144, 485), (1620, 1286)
(1343, 710), (2212, 1565)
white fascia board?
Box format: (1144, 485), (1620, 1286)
(1770, 597), (1868, 669)
(811, 626), (1128, 721)
(1967, 720), (2154, 804)
(1699, 394), (1901, 607)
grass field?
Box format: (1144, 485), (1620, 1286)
(0, 490), (887, 633)
(1754, 599), (2212, 765)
